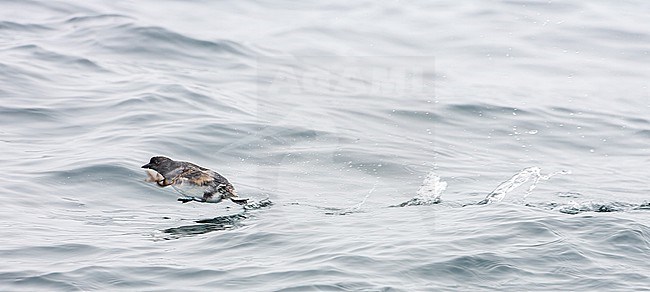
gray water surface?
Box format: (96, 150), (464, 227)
(1, 1), (649, 291)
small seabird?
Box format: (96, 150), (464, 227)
(142, 156), (248, 205)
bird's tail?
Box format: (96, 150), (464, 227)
(223, 184), (248, 205)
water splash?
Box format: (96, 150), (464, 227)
(393, 172), (447, 207)
(478, 167), (570, 205)
(243, 198), (274, 210)
(324, 186), (375, 215)
(348, 185), (375, 212)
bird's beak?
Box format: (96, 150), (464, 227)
(141, 163), (152, 169)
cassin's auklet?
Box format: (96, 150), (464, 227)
(142, 156), (248, 205)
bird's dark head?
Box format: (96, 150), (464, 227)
(141, 156), (174, 172)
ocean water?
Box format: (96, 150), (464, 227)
(1, 0), (649, 291)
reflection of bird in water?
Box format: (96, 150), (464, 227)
(142, 156), (248, 205)
(162, 213), (248, 237)
(160, 199), (273, 239)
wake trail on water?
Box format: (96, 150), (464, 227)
(528, 200), (650, 214)
(393, 166), (568, 207)
(153, 165), (648, 239)
(393, 166), (648, 214)
(330, 167), (565, 213)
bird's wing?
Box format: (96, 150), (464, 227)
(176, 168), (214, 186)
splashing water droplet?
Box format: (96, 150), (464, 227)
(416, 173), (447, 201)
(478, 167), (570, 205)
(394, 173), (447, 207)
